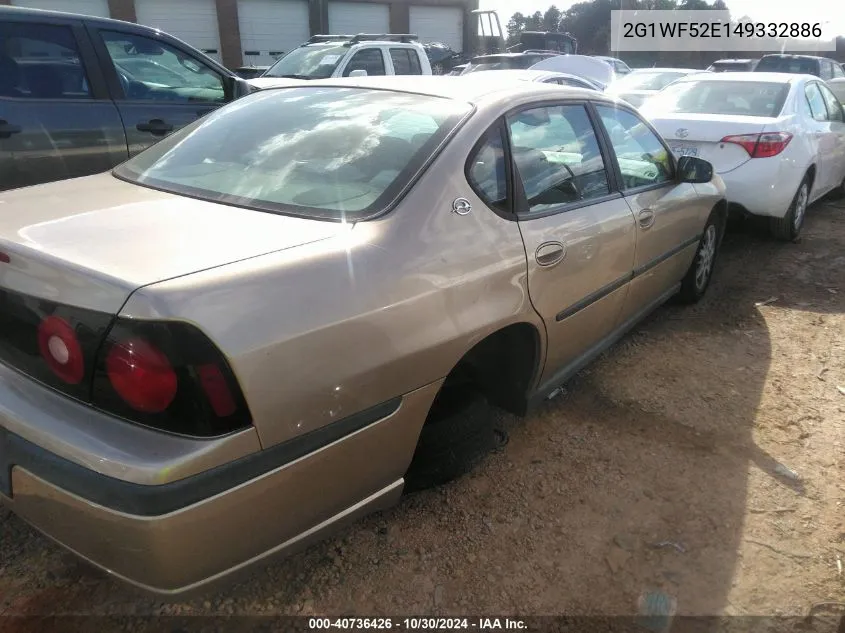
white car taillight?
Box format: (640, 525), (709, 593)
(720, 132), (793, 158)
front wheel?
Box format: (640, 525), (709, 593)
(677, 213), (722, 304)
(771, 177), (809, 241)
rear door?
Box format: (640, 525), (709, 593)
(0, 16), (126, 190)
(594, 103), (707, 321)
(387, 48), (422, 76)
(87, 24), (231, 156)
(505, 102), (637, 386)
(338, 47), (387, 77)
(818, 82), (845, 190)
(804, 81), (837, 194)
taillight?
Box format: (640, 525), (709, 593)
(92, 319), (252, 437)
(720, 132), (792, 158)
(37, 316), (85, 385)
(105, 339), (178, 413)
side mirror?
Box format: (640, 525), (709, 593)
(349, 69), (368, 77)
(677, 155), (713, 184)
(231, 76), (254, 98)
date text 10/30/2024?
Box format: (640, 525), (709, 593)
(308, 618), (527, 630)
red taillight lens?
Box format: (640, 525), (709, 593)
(37, 316), (85, 384)
(720, 132), (792, 158)
(92, 318), (252, 436)
(105, 338), (178, 413)
(197, 363), (237, 418)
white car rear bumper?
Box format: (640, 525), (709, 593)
(719, 156), (806, 219)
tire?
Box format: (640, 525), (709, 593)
(432, 62), (445, 75)
(676, 211), (723, 304)
(403, 387), (496, 493)
(829, 173), (845, 200)
(771, 177), (810, 241)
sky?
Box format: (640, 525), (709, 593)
(477, 0), (845, 38)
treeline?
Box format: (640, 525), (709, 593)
(506, 0), (845, 68)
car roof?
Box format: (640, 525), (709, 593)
(471, 52), (551, 60)
(470, 69), (600, 85)
(711, 59), (755, 63)
(628, 67), (700, 73)
(287, 75), (609, 105)
(759, 53), (829, 61)
(0, 4), (145, 29)
(672, 71), (805, 84)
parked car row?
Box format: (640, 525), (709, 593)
(1, 4), (844, 599)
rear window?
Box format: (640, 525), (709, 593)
(463, 55), (541, 73)
(613, 71), (688, 91)
(708, 62), (752, 72)
(755, 56), (819, 75)
(646, 80), (790, 117)
(114, 87), (472, 221)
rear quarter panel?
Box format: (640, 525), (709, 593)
(120, 109), (543, 449)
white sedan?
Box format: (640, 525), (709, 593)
(640, 72), (845, 240)
(605, 68), (704, 108)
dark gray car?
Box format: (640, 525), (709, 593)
(0, 6), (251, 191)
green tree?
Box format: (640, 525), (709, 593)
(524, 11), (544, 31)
(543, 5), (562, 31)
(506, 12), (526, 45)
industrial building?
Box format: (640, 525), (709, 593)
(1, 0), (477, 69)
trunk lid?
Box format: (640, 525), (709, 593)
(0, 173), (349, 313)
(645, 113), (784, 173)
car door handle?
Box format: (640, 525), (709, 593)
(638, 209), (655, 229)
(0, 120), (22, 139)
(136, 119), (174, 136)
(535, 241), (566, 267)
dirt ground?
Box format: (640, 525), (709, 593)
(1, 199), (844, 623)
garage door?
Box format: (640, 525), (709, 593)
(134, 0), (222, 62)
(238, 0), (309, 67)
(10, 0), (109, 17)
(410, 6), (463, 52)
(328, 2), (389, 36)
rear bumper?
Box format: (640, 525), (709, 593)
(0, 364), (439, 595)
(719, 157), (804, 219)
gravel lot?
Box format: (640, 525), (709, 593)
(1, 199), (844, 623)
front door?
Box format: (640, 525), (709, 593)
(594, 104), (707, 323)
(804, 82), (837, 195)
(817, 82), (845, 191)
(506, 103), (637, 387)
(87, 25), (230, 156)
(0, 19), (126, 191)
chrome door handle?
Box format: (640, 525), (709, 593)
(535, 241), (566, 267)
(638, 209), (655, 229)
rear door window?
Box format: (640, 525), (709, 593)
(805, 83), (828, 122)
(507, 104), (611, 213)
(343, 48), (386, 76)
(389, 48), (421, 75)
(0, 22), (92, 99)
(818, 83), (845, 122)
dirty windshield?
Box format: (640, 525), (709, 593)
(262, 45), (348, 79)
